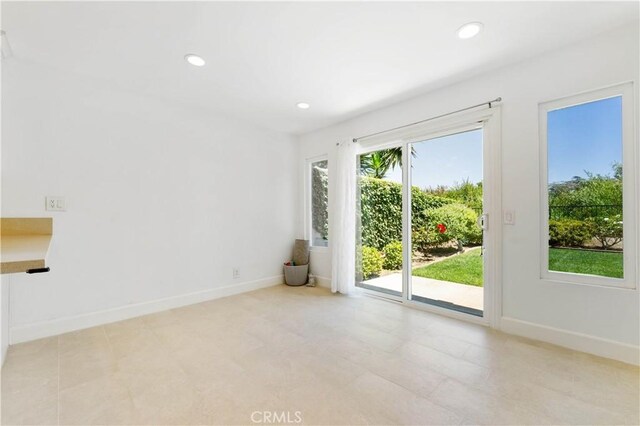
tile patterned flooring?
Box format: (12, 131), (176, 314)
(1, 285), (638, 425)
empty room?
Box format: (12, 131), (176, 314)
(0, 1), (639, 425)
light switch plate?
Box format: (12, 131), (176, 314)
(503, 209), (515, 225)
(46, 196), (66, 211)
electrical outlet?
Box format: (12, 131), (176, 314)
(46, 196), (66, 211)
(503, 209), (515, 225)
(232, 268), (240, 279)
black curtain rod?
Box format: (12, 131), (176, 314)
(352, 97), (502, 143)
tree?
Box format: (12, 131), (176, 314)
(587, 215), (623, 249)
(425, 179), (483, 209)
(613, 162), (622, 180)
(360, 152), (390, 179)
(359, 147), (416, 178)
(548, 163), (622, 220)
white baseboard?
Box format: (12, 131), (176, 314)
(501, 316), (640, 366)
(314, 276), (331, 289)
(10, 275), (283, 345)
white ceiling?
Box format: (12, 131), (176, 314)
(2, 1), (638, 135)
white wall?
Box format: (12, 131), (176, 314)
(0, 278), (8, 364)
(298, 24), (639, 362)
(0, 5), (7, 366)
(1, 60), (298, 343)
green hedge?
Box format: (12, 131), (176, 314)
(548, 216), (623, 249)
(359, 177), (453, 250)
(413, 203), (482, 253)
(549, 219), (593, 247)
(311, 163), (329, 240)
(361, 246), (383, 279)
(382, 240), (403, 270)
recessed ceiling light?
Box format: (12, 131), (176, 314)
(457, 22), (483, 39)
(296, 102), (310, 110)
(184, 54), (205, 67)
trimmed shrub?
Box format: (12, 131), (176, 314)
(359, 176), (452, 250)
(413, 203), (481, 254)
(585, 215), (623, 249)
(382, 240), (403, 270)
(548, 219), (593, 247)
(362, 246), (383, 279)
(413, 230), (435, 254)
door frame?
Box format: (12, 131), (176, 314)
(356, 139), (407, 304)
(355, 106), (502, 328)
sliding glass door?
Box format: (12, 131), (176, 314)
(355, 121), (494, 321)
(408, 128), (485, 316)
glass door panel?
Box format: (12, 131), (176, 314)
(409, 128), (485, 316)
(355, 147), (405, 298)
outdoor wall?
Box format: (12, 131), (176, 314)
(1, 60), (298, 343)
(297, 24), (639, 362)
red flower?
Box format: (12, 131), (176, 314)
(436, 223), (447, 234)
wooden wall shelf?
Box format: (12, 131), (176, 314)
(1, 218), (53, 274)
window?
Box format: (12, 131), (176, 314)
(309, 158), (328, 247)
(540, 83), (636, 287)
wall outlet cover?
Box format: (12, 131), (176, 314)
(504, 209), (515, 225)
(45, 196), (66, 211)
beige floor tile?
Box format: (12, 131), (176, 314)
(2, 285), (638, 426)
(148, 321), (206, 352)
(107, 328), (164, 360)
(129, 374), (205, 425)
(58, 327), (108, 355)
(347, 372), (463, 425)
(409, 331), (472, 358)
(298, 350), (367, 389)
(58, 338), (117, 391)
(1, 392), (58, 426)
(429, 378), (555, 425)
(197, 388), (246, 425)
(59, 375), (134, 425)
(140, 309), (183, 328)
(342, 322), (405, 353)
(103, 317), (148, 340)
(173, 347), (246, 392)
(1, 337), (58, 395)
(570, 365), (639, 417)
(396, 341), (491, 386)
(357, 350), (446, 399)
(4, 336), (58, 359)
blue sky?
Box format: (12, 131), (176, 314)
(548, 96), (622, 183)
(386, 129), (483, 188)
(383, 96), (621, 188)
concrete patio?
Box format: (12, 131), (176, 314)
(362, 273), (483, 311)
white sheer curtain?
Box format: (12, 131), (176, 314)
(331, 140), (357, 294)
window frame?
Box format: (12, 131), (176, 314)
(539, 82), (636, 289)
(306, 155), (329, 250)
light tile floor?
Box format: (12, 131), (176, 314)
(1, 285), (638, 425)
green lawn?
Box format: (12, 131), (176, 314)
(549, 248), (623, 278)
(412, 248), (483, 287)
(411, 247), (623, 287)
